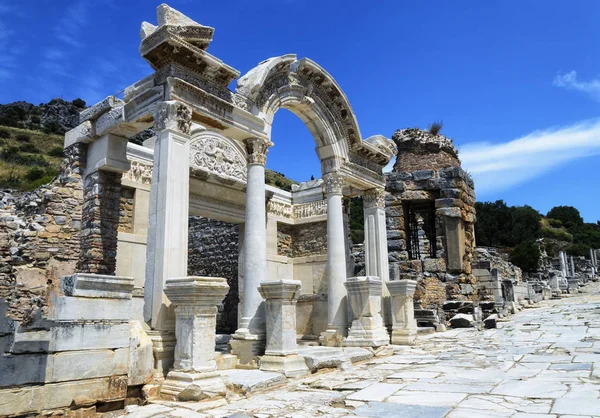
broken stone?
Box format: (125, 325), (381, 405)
(484, 314), (498, 329)
(449, 313), (475, 328)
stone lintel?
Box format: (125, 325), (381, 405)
(60, 273), (134, 299)
(79, 96), (124, 124)
(85, 133), (131, 174)
(64, 121), (95, 148)
(164, 276), (229, 307)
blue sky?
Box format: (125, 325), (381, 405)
(0, 0), (599, 222)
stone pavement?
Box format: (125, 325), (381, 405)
(124, 282), (600, 417)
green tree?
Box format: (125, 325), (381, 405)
(474, 200), (541, 247)
(510, 241), (540, 272)
(547, 206), (583, 228)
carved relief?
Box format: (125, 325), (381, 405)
(245, 137), (272, 166)
(364, 188), (386, 209)
(267, 200), (293, 218)
(294, 200), (327, 219)
(154, 100), (192, 134)
(189, 135), (247, 182)
(124, 159), (153, 185)
(323, 172), (344, 195)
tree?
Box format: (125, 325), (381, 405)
(547, 206), (583, 229)
(510, 241), (540, 272)
(474, 200), (541, 247)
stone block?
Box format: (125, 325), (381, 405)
(436, 207), (462, 218)
(128, 321), (154, 386)
(64, 121), (95, 148)
(0, 376), (127, 416)
(48, 295), (132, 322)
(259, 354), (309, 378)
(449, 313), (475, 328)
(61, 273), (134, 299)
(423, 258), (446, 273)
(484, 314), (498, 329)
(412, 169), (435, 181)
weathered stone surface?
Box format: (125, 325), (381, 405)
(484, 314), (498, 329)
(128, 320), (154, 386)
(449, 313), (475, 328)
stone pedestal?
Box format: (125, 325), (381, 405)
(343, 276), (389, 347)
(161, 277), (229, 401)
(387, 279), (417, 345)
(258, 280), (309, 378)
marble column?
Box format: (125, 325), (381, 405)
(343, 276), (389, 347)
(386, 279), (417, 345)
(231, 137), (272, 365)
(363, 188), (391, 328)
(570, 256), (576, 277)
(161, 277), (229, 401)
(559, 251), (568, 278)
(258, 280), (309, 377)
(143, 101), (192, 375)
(320, 172), (348, 347)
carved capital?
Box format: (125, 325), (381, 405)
(323, 172), (344, 196)
(245, 137), (272, 166)
(364, 188), (386, 209)
(154, 100), (192, 135)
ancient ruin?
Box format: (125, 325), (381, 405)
(1, 4), (599, 417)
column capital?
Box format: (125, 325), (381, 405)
(245, 137), (272, 166)
(154, 100), (192, 135)
(323, 172), (344, 196)
(364, 188), (386, 209)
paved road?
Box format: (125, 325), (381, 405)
(127, 282), (600, 417)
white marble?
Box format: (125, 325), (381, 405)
(387, 279), (418, 345)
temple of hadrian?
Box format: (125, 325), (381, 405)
(2, 4), (598, 416)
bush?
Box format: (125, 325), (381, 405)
(547, 206), (583, 229)
(25, 167), (46, 181)
(540, 227), (573, 242)
(25, 174), (55, 191)
(72, 98), (86, 108)
(0, 128), (10, 139)
(548, 218), (563, 228)
(566, 243), (590, 257)
(510, 241), (541, 272)
(48, 146), (64, 157)
(16, 134), (30, 142)
(19, 143), (39, 153)
(0, 147), (49, 167)
(428, 120), (443, 135)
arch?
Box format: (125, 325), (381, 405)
(236, 54), (363, 167)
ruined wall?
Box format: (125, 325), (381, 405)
(0, 144), (85, 325)
(387, 129), (476, 324)
(187, 216), (239, 334)
(277, 221), (327, 258)
(118, 187), (135, 233)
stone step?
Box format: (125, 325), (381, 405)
(221, 369), (286, 395)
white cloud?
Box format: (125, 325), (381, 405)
(459, 120), (600, 195)
(553, 70), (600, 101)
(55, 0), (88, 47)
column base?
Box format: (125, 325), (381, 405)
(147, 330), (176, 377)
(319, 328), (344, 347)
(230, 329), (265, 368)
(391, 328), (417, 345)
(343, 316), (390, 348)
(259, 354), (310, 378)
(161, 370), (226, 401)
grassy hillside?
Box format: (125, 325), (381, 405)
(0, 126), (64, 190)
(265, 169), (297, 192)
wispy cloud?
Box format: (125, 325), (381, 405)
(553, 70), (600, 101)
(0, 21), (17, 80)
(459, 120), (600, 195)
(55, 0), (88, 47)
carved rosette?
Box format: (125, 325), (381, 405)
(364, 188), (386, 209)
(245, 137), (272, 166)
(323, 172), (344, 196)
(154, 100), (192, 135)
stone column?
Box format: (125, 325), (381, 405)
(161, 277), (230, 401)
(143, 101), (192, 375)
(559, 251), (567, 278)
(570, 255), (576, 277)
(343, 276), (389, 347)
(320, 172), (348, 346)
(363, 188), (391, 328)
(231, 137), (272, 365)
(258, 280), (309, 377)
(386, 279), (417, 345)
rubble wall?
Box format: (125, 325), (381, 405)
(187, 216), (240, 334)
(277, 221), (327, 258)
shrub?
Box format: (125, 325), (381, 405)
(428, 120), (443, 135)
(541, 227), (573, 242)
(25, 174), (55, 191)
(19, 143), (39, 153)
(30, 115), (41, 124)
(16, 134), (30, 142)
(0, 147), (49, 167)
(547, 206), (583, 229)
(510, 241), (541, 272)
(25, 167), (46, 181)
(548, 218), (563, 228)
(0, 128), (10, 139)
(566, 243), (590, 257)
(48, 146), (64, 157)
(72, 98), (86, 108)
